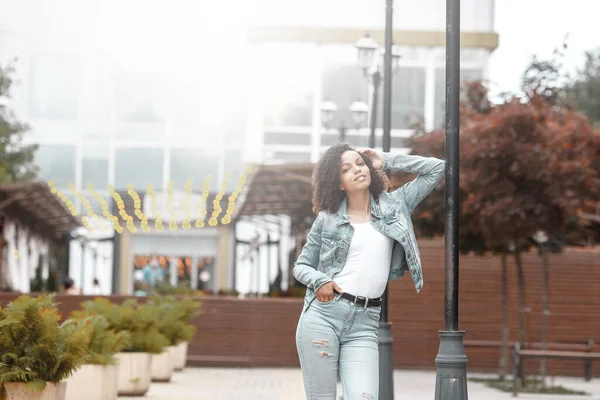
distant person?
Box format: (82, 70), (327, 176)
(142, 256), (164, 287)
(62, 278), (82, 295)
(293, 143), (444, 399)
(91, 278), (102, 295)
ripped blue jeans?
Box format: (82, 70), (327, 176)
(296, 293), (381, 400)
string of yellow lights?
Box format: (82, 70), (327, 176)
(88, 184), (122, 232)
(49, 167), (255, 235)
(109, 185), (135, 233)
(182, 178), (193, 230)
(221, 165), (254, 225)
(47, 181), (78, 217)
(195, 176), (211, 228)
(209, 173), (230, 227)
(167, 180), (178, 231)
(146, 184), (163, 232)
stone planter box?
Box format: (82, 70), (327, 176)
(65, 364), (118, 400)
(115, 352), (152, 396)
(172, 342), (189, 371)
(3, 382), (67, 400)
(151, 347), (175, 382)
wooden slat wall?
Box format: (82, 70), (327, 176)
(1, 240), (597, 377)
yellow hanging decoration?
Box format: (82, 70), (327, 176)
(182, 178), (193, 230)
(195, 176), (211, 228)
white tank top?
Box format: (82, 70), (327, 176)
(333, 221), (393, 299)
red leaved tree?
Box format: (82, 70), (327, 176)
(406, 78), (599, 380)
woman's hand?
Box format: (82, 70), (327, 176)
(316, 281), (344, 302)
(361, 148), (384, 170)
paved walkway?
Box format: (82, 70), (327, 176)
(119, 368), (600, 400)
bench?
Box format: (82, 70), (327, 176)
(464, 339), (594, 352)
(512, 343), (600, 396)
(465, 340), (596, 379)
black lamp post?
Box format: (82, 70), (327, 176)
(355, 32), (401, 150)
(356, 23), (401, 400)
(434, 0), (469, 398)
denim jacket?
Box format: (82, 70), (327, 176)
(293, 152), (445, 309)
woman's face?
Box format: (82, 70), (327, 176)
(339, 150), (371, 193)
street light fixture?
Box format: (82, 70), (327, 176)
(320, 100), (368, 144)
(356, 33), (379, 72)
(350, 101), (369, 127)
(355, 33), (401, 149)
(320, 99), (338, 127)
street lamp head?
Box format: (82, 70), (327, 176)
(320, 99), (337, 127)
(355, 32), (379, 71)
(381, 43), (402, 73)
(349, 100), (369, 127)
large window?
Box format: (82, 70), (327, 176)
(29, 54), (82, 120)
(261, 44), (317, 127)
(169, 149), (220, 192)
(268, 151), (311, 163)
(321, 64), (369, 128)
(434, 68), (484, 128)
(115, 67), (166, 141)
(377, 67), (426, 129)
(29, 120), (79, 141)
(81, 146), (109, 190)
(80, 58), (114, 139)
(34, 144), (76, 188)
(114, 148), (164, 190)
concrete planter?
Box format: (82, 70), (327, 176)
(3, 382), (66, 400)
(115, 352), (152, 396)
(172, 342), (189, 371)
(65, 364), (118, 400)
(151, 347), (175, 382)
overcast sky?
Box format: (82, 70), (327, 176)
(488, 0), (598, 97)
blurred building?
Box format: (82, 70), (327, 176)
(235, 0), (499, 295)
(0, 1), (247, 294)
(1, 0), (498, 295)
(245, 0), (498, 164)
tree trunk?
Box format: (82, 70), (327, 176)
(514, 250), (527, 347)
(498, 252), (510, 379)
(514, 249), (528, 385)
(539, 244), (550, 384)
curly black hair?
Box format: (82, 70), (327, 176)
(312, 142), (390, 214)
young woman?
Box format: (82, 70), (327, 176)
(294, 143), (445, 400)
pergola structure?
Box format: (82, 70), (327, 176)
(0, 181), (80, 292)
(0, 182), (79, 240)
(235, 163), (317, 235)
(232, 163), (317, 293)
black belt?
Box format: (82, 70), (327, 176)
(337, 291), (382, 308)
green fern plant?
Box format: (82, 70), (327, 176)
(78, 298), (168, 354)
(0, 295), (92, 400)
(148, 296), (201, 345)
(69, 312), (130, 365)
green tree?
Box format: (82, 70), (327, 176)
(0, 61), (38, 184)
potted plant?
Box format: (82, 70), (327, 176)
(77, 298), (168, 396)
(0, 295), (92, 400)
(169, 297), (201, 371)
(148, 296), (201, 378)
(63, 313), (129, 400)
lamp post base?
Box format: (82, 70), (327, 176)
(434, 330), (468, 400)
